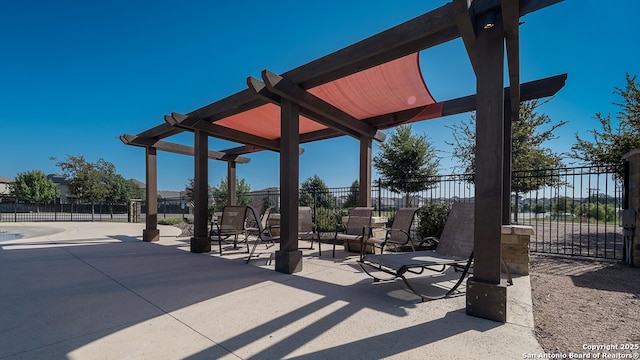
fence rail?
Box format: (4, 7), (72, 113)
(1, 166), (627, 261)
(512, 166), (624, 260)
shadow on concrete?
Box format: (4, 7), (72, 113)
(0, 234), (500, 359)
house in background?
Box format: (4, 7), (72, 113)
(0, 176), (14, 196)
(47, 174), (73, 203)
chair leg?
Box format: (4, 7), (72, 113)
(316, 233), (321, 256)
(332, 236), (337, 258)
(247, 239), (260, 263)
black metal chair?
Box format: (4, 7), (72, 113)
(246, 206), (280, 263)
(359, 203), (513, 301)
(210, 206), (249, 255)
(298, 206), (322, 255)
(333, 207), (373, 258)
(362, 207), (418, 259)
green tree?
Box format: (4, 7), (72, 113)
(571, 73), (640, 178)
(105, 174), (143, 203)
(11, 170), (58, 212)
(211, 176), (251, 212)
(57, 155), (130, 220)
(447, 99), (566, 221)
(373, 125), (440, 206)
(343, 179), (359, 209)
(57, 155), (110, 203)
(552, 196), (574, 216)
(576, 203), (617, 223)
(299, 175), (336, 209)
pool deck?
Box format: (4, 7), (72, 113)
(0, 222), (543, 359)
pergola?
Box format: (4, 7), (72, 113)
(122, 0), (565, 322)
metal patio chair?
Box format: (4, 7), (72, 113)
(298, 206), (322, 255)
(210, 205), (249, 255)
(247, 206), (273, 237)
(361, 207), (418, 259)
(359, 202), (513, 301)
(332, 207), (373, 258)
(246, 206), (279, 263)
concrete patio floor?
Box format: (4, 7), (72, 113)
(0, 222), (543, 359)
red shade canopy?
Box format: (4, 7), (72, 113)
(214, 53), (436, 140)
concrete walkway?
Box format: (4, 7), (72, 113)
(0, 222), (543, 359)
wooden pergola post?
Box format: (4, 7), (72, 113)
(359, 137), (373, 207)
(275, 99), (302, 274)
(466, 11), (508, 322)
(503, 100), (513, 225)
(191, 129), (211, 253)
(228, 161), (237, 206)
(143, 146), (159, 242)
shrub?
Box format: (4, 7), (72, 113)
(577, 203), (617, 223)
(416, 202), (451, 243)
(314, 207), (344, 232)
(158, 217), (186, 225)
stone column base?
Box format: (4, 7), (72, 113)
(275, 250), (303, 274)
(190, 236), (211, 253)
(143, 229), (160, 242)
(501, 225), (534, 275)
(466, 277), (508, 323)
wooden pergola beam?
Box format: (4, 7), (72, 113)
(119, 134), (251, 163)
(502, 0), (521, 120)
(259, 70), (386, 142)
(140, 0), (559, 143)
(454, 0), (479, 74)
(299, 73), (566, 141)
(181, 89), (266, 127)
(283, 0), (560, 90)
(132, 123), (183, 141)
(165, 112), (281, 152)
(248, 75), (381, 142)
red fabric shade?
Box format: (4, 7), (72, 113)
(308, 53), (436, 119)
(215, 103), (326, 140)
(214, 53), (437, 140)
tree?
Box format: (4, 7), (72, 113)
(11, 170), (58, 211)
(343, 180), (359, 209)
(299, 175), (335, 209)
(105, 174), (143, 203)
(211, 176), (251, 212)
(447, 99), (567, 221)
(571, 73), (640, 178)
(57, 155), (134, 220)
(57, 155), (110, 204)
(373, 124), (440, 206)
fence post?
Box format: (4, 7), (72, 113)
(312, 189), (317, 226)
(622, 149), (640, 267)
(377, 179), (382, 217)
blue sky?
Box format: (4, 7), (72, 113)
(1, 1), (638, 191)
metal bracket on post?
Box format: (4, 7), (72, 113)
(622, 209), (636, 265)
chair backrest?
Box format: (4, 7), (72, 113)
(386, 207), (418, 245)
(261, 206), (273, 229)
(345, 207), (373, 235)
(298, 206), (314, 232)
(435, 202), (474, 259)
(219, 206), (249, 231)
(247, 206), (268, 236)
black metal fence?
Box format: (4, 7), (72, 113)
(512, 166), (624, 260)
(1, 166), (627, 261)
(0, 198), (129, 222)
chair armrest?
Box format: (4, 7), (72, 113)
(417, 236), (439, 250)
